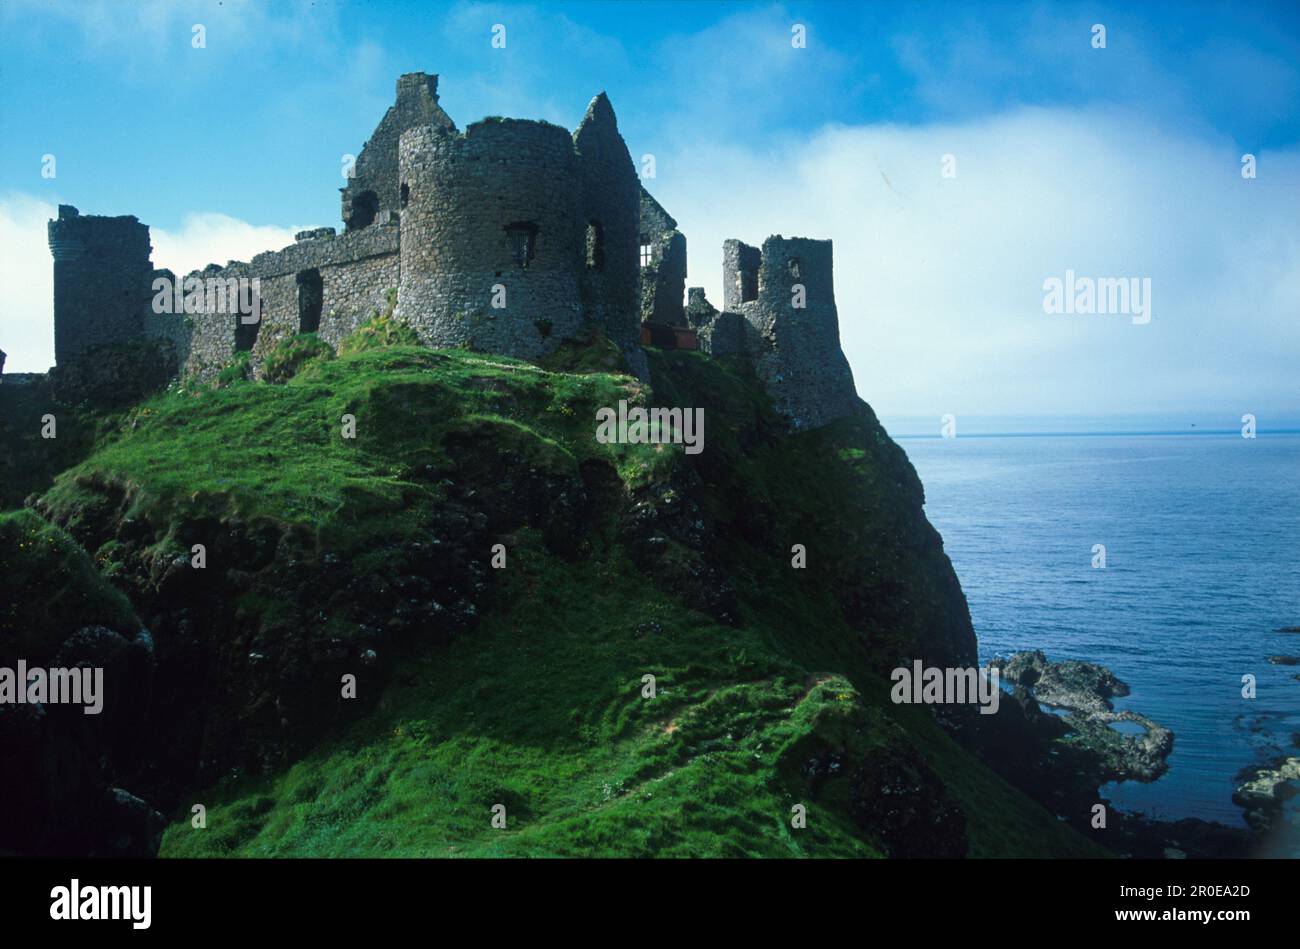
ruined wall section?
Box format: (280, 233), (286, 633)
(161, 224), (400, 380)
(687, 287), (746, 356)
(722, 239), (762, 312)
(397, 120), (585, 359)
(341, 72), (455, 231)
(573, 93), (641, 357)
(142, 268), (192, 369)
(157, 262), (248, 379)
(722, 236), (860, 430)
(685, 287), (718, 330)
(639, 187), (686, 327)
(698, 311), (748, 356)
(246, 224), (400, 363)
(48, 206), (152, 365)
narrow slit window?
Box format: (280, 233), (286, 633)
(740, 269), (758, 303)
(586, 221), (605, 271)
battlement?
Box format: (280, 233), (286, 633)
(47, 205), (150, 262)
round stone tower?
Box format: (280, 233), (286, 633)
(397, 119), (586, 357)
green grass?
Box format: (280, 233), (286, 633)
(0, 509), (141, 660)
(15, 336), (1107, 859)
(159, 529), (1101, 858)
(163, 542), (875, 857)
(40, 346), (672, 562)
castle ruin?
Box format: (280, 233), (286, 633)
(44, 72), (859, 430)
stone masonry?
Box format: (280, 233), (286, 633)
(709, 236), (859, 430)
(341, 72), (456, 231)
(639, 187), (686, 329)
(47, 207), (152, 365)
(45, 71), (861, 429)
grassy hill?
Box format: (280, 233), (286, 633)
(1, 331), (1107, 858)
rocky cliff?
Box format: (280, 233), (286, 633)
(0, 328), (1103, 857)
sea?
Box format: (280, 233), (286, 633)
(890, 420), (1300, 826)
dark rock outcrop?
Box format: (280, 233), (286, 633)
(1232, 756), (1300, 831)
(0, 625), (159, 855)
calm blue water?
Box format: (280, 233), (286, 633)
(897, 432), (1300, 825)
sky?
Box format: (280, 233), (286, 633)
(1, 0), (1297, 426)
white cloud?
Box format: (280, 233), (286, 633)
(149, 213), (302, 278)
(652, 107), (1300, 418)
(0, 0), (340, 67)
(0, 193), (57, 372)
(0, 195), (302, 372)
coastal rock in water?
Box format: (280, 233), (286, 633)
(992, 649), (1129, 715)
(988, 650), (1173, 783)
(1232, 756), (1300, 831)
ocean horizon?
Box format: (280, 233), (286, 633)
(883, 414), (1300, 439)
(899, 428), (1300, 825)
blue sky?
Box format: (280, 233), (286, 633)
(1, 0), (1297, 425)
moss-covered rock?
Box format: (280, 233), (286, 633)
(0, 512), (158, 855)
(261, 332), (335, 384)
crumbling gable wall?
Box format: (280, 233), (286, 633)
(574, 93), (642, 357)
(638, 186), (686, 328)
(341, 72), (456, 232)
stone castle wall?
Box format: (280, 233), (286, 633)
(147, 222), (401, 379)
(639, 188), (686, 327)
(44, 72), (861, 430)
(341, 73), (455, 231)
(397, 119), (586, 359)
(719, 236), (860, 430)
